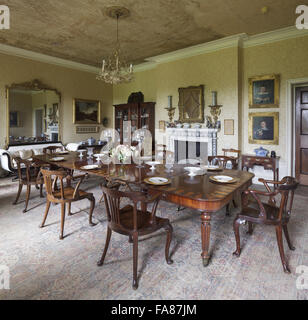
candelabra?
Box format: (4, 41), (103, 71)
(206, 91), (222, 129)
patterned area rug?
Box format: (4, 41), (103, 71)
(0, 176), (307, 300)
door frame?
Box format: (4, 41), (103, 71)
(286, 78), (308, 177)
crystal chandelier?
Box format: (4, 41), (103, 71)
(96, 7), (133, 85)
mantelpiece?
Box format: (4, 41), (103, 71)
(166, 127), (218, 161)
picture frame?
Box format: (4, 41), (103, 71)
(249, 74), (280, 108)
(224, 119), (234, 135)
(9, 111), (20, 127)
(159, 120), (166, 132)
(178, 85), (205, 123)
(73, 98), (101, 124)
(249, 112), (279, 145)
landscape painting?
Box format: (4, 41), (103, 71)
(73, 98), (100, 124)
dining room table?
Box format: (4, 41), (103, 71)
(33, 151), (255, 267)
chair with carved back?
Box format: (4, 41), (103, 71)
(13, 157), (44, 213)
(39, 168), (95, 240)
(98, 181), (173, 289)
(43, 146), (63, 155)
(208, 155), (238, 215)
(233, 176), (298, 273)
(222, 148), (241, 169)
(208, 155), (237, 169)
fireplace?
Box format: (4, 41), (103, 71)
(166, 128), (218, 162)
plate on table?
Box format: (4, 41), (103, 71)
(50, 157), (65, 162)
(144, 177), (171, 185)
(202, 165), (223, 171)
(80, 164), (99, 170)
(209, 175), (239, 184)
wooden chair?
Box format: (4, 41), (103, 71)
(98, 182), (173, 289)
(13, 157), (44, 213)
(43, 146), (63, 155)
(208, 155), (237, 169)
(222, 148), (241, 169)
(208, 155), (238, 215)
(39, 168), (95, 240)
(233, 176), (299, 273)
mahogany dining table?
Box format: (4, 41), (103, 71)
(34, 152), (254, 267)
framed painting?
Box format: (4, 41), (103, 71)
(249, 74), (280, 108)
(9, 111), (19, 127)
(159, 120), (166, 132)
(73, 98), (101, 124)
(249, 112), (279, 145)
(178, 85), (204, 123)
(224, 119), (234, 135)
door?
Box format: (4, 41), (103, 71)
(35, 109), (43, 137)
(295, 86), (308, 185)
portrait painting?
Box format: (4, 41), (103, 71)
(9, 111), (19, 127)
(178, 85), (204, 123)
(249, 112), (279, 145)
(73, 98), (101, 124)
(249, 74), (280, 108)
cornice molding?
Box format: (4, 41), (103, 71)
(0, 43), (99, 74)
(0, 26), (307, 75)
(243, 26), (308, 48)
(145, 33), (247, 65)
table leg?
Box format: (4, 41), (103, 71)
(200, 211), (211, 267)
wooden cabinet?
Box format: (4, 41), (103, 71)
(114, 102), (155, 149)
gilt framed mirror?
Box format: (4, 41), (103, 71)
(6, 79), (61, 147)
(178, 85), (205, 123)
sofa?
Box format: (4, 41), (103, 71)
(0, 142), (64, 174)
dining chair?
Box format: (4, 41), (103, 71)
(233, 176), (298, 273)
(98, 182), (173, 289)
(43, 146), (63, 155)
(39, 168), (95, 240)
(13, 157), (44, 213)
(222, 148), (241, 169)
(208, 155), (238, 215)
(208, 155), (237, 169)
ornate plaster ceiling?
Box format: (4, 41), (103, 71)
(0, 0), (303, 66)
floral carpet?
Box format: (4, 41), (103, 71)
(0, 176), (307, 300)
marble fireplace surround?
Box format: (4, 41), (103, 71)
(165, 128), (218, 161)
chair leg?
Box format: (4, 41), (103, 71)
(13, 183), (23, 205)
(275, 226), (291, 273)
(247, 222), (253, 235)
(233, 217), (241, 256)
(283, 224), (295, 251)
(128, 235), (133, 243)
(226, 203), (231, 216)
(40, 201), (51, 228)
(132, 232), (139, 290)
(23, 185), (31, 213)
(59, 202), (66, 240)
(164, 222), (173, 265)
(67, 202), (72, 216)
(88, 196), (96, 226)
(39, 184), (44, 198)
(97, 227), (112, 266)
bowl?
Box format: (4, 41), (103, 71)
(146, 161), (160, 170)
(184, 166), (201, 176)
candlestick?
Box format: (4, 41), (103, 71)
(168, 95), (172, 108)
(212, 91), (217, 106)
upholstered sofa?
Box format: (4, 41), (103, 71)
(0, 142), (64, 174)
